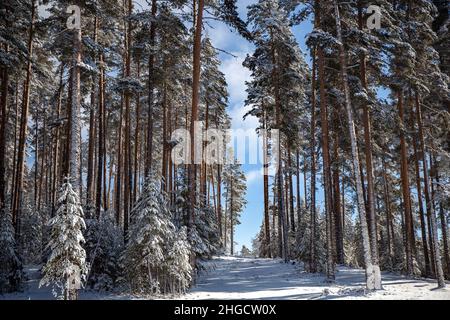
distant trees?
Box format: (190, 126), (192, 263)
(223, 158), (247, 255)
(240, 245), (252, 257)
(245, 0), (309, 262)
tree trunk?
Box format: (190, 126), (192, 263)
(382, 157), (393, 269)
(95, 53), (105, 219)
(87, 18), (98, 206)
(0, 48), (9, 208)
(398, 91), (415, 276)
(288, 147), (295, 232)
(434, 166), (450, 278)
(146, 0), (157, 175)
(133, 56), (141, 203)
(296, 150), (301, 229)
(12, 0), (36, 232)
(270, 26), (288, 262)
(333, 0), (379, 290)
(189, 0), (205, 229)
(217, 164), (222, 239)
(69, 27), (82, 191)
(123, 0), (133, 241)
(309, 46), (317, 273)
(427, 152), (446, 286)
(411, 107), (431, 276)
(263, 112), (271, 257)
(230, 179), (234, 255)
(316, 1), (335, 281)
(332, 119), (344, 264)
(357, 1), (381, 283)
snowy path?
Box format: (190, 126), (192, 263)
(184, 256), (450, 300)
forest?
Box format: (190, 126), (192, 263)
(0, 0), (449, 300)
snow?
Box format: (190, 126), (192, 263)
(0, 265), (131, 300)
(2, 257), (449, 300)
(183, 256), (450, 300)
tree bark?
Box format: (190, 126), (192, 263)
(189, 0), (205, 228)
(398, 91), (415, 276)
(123, 0), (133, 241)
(95, 53), (105, 219)
(357, 1), (381, 282)
(411, 105), (431, 276)
(382, 157), (393, 269)
(0, 49), (9, 208)
(333, 0), (379, 290)
(263, 111), (271, 257)
(133, 56), (141, 203)
(269, 26), (288, 262)
(146, 0), (157, 175)
(288, 147), (295, 232)
(87, 18), (98, 206)
(12, 0), (36, 232)
(309, 46), (317, 273)
(316, 1), (334, 281)
(332, 119), (344, 264)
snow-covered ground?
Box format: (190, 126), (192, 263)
(0, 264), (131, 300)
(184, 256), (450, 300)
(1, 256), (449, 300)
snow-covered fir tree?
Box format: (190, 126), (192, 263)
(122, 172), (192, 295)
(84, 211), (123, 291)
(39, 179), (88, 300)
(0, 208), (23, 293)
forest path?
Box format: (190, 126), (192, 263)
(183, 256), (450, 300)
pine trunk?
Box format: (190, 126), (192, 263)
(398, 91), (415, 276)
(12, 0), (36, 231)
(96, 53), (105, 219)
(0, 51), (9, 208)
(358, 1), (381, 283)
(263, 112), (271, 257)
(316, 1), (335, 281)
(146, 0), (157, 175)
(309, 46), (317, 273)
(334, 0), (379, 290)
(189, 0), (205, 228)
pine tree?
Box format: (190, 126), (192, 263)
(0, 207), (23, 293)
(223, 157), (247, 255)
(85, 211), (123, 291)
(122, 171), (192, 294)
(332, 0), (381, 290)
(40, 179), (88, 300)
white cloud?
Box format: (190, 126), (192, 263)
(219, 51), (252, 105)
(245, 168), (263, 186)
(228, 103), (259, 131)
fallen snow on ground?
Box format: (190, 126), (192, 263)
(0, 264), (130, 300)
(1, 257), (449, 300)
(184, 256), (450, 300)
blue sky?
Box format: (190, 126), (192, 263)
(205, 0), (314, 251)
